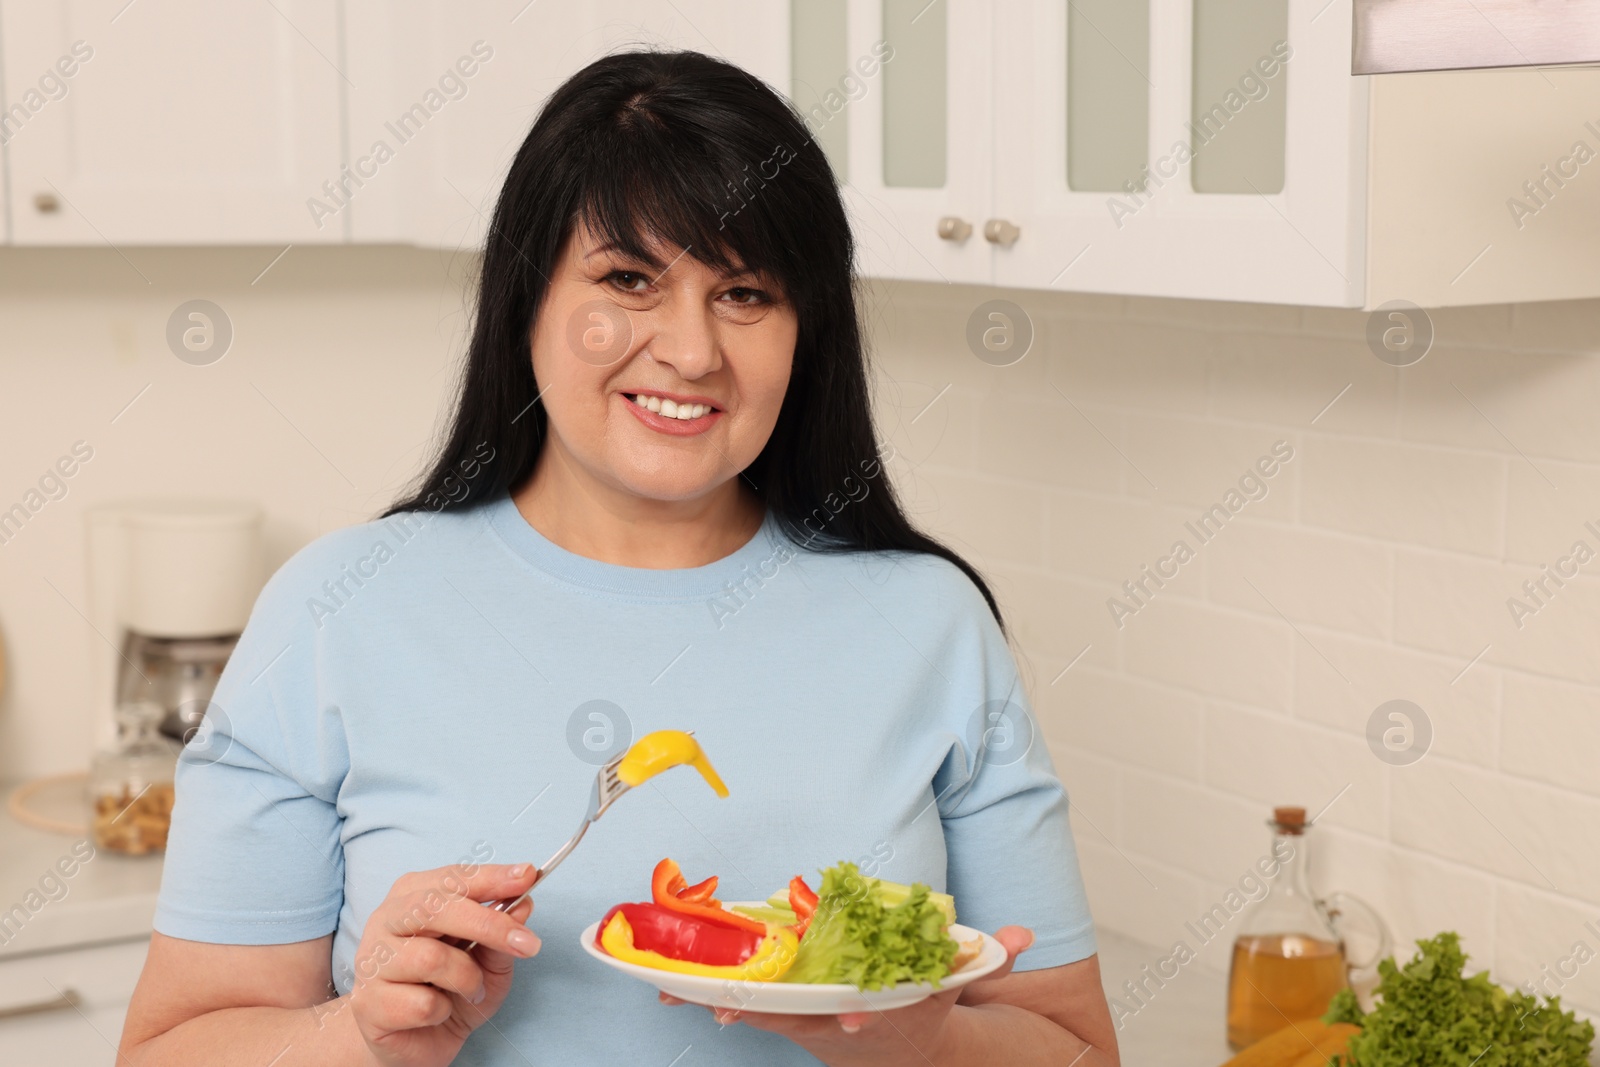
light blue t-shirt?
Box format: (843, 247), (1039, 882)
(154, 490), (1096, 1065)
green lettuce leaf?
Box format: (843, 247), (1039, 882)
(1334, 931), (1594, 1067)
(780, 862), (958, 990)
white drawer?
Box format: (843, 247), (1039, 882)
(0, 937), (149, 1067)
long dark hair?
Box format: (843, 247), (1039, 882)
(385, 49), (1004, 631)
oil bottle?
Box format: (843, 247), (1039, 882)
(1225, 806), (1384, 1050)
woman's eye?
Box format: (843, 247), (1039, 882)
(606, 271), (650, 292)
(722, 287), (769, 305)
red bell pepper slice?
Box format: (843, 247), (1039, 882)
(596, 902), (763, 967)
(678, 874), (719, 904)
(788, 875), (819, 938)
(651, 858), (768, 935)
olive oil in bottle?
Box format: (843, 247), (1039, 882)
(1226, 933), (1348, 1048)
(1225, 807), (1349, 1050)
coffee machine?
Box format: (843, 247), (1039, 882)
(86, 500), (263, 751)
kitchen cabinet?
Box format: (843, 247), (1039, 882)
(0, 790), (163, 1065)
(0, 937), (148, 1067)
(1364, 66), (1600, 308)
(994, 0), (1365, 306)
(0, 0), (344, 246)
(811, 0), (994, 287)
(800, 0), (1358, 301)
(342, 0), (788, 248)
(799, 0), (1600, 308)
(3, 1), (1595, 308)
(340, 0), (590, 248)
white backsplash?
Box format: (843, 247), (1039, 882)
(864, 279), (1600, 1018)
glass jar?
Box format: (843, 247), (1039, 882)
(1225, 806), (1388, 1049)
(89, 699), (179, 855)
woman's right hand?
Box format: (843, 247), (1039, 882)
(348, 862), (542, 1066)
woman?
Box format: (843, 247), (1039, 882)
(121, 50), (1117, 1066)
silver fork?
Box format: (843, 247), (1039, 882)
(447, 747), (635, 952)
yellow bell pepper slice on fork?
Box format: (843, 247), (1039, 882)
(616, 730), (729, 797)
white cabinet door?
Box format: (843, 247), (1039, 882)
(0, 0), (343, 246)
(342, 1), (593, 248)
(345, 0), (789, 250)
(994, 0), (1367, 306)
(842, 0), (993, 286)
(0, 937), (148, 1067)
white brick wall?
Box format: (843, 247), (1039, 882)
(870, 280), (1600, 1014)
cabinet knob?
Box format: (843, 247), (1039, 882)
(33, 192), (61, 214)
(936, 216), (972, 242)
(983, 218), (1020, 246)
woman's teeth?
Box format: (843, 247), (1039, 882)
(631, 394), (712, 420)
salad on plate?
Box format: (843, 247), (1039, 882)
(585, 857), (1003, 1014)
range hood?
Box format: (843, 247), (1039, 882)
(1353, 0), (1600, 74)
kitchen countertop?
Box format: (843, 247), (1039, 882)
(1095, 926), (1234, 1064)
(0, 779), (163, 959)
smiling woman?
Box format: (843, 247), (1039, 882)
(119, 49), (1117, 1067)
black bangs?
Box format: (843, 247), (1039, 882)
(386, 48), (1008, 632)
(563, 79), (820, 307)
(570, 120), (776, 287)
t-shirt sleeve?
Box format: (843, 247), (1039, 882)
(153, 548), (348, 945)
(930, 571), (1098, 972)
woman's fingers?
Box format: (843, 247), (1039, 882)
(375, 937), (489, 1004)
(351, 862), (544, 1061)
(836, 1011), (876, 1034)
(382, 893), (541, 957)
(974, 924), (1035, 985)
(394, 862), (540, 905)
(362, 980), (455, 1033)
(471, 896), (535, 979)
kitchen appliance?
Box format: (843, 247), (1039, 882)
(1353, 0), (1600, 74)
(85, 500), (263, 752)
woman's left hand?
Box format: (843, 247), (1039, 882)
(659, 925), (1036, 1067)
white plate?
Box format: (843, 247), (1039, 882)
(580, 903), (1008, 1014)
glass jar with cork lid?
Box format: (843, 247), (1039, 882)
(89, 699), (180, 854)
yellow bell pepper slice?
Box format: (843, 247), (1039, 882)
(616, 729), (729, 797)
(601, 911), (798, 981)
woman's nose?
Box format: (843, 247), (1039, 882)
(641, 304), (722, 379)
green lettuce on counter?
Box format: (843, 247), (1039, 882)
(1324, 931), (1593, 1067)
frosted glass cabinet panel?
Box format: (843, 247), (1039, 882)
(791, 0), (852, 175)
(838, 0), (992, 284)
(1066, 0), (1150, 193)
(1190, 0), (1290, 193)
(992, 0), (1364, 306)
(881, 0), (947, 188)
